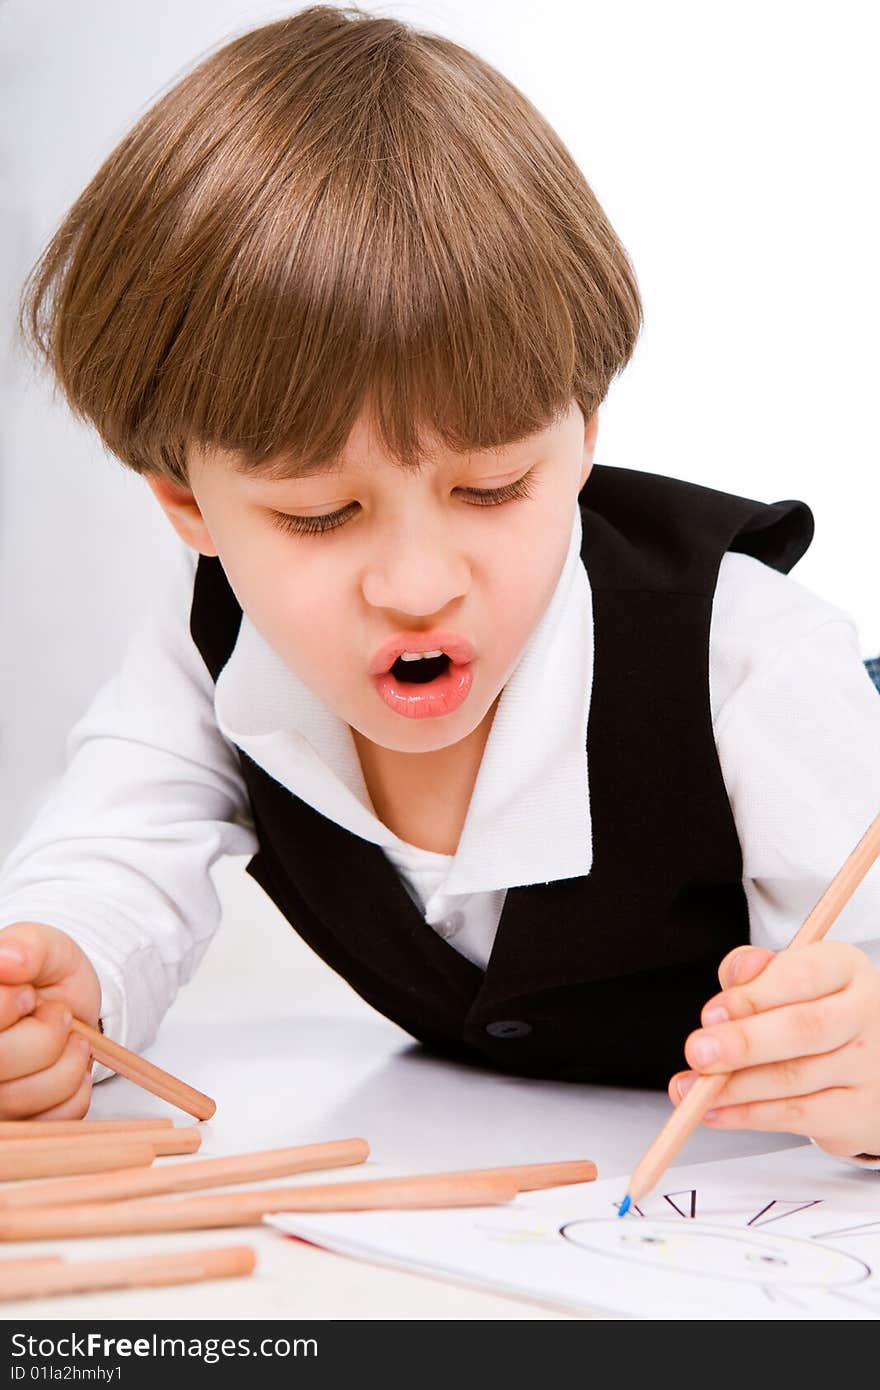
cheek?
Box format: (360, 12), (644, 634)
(221, 541), (345, 681)
(262, 571), (347, 683)
(499, 503), (571, 610)
(481, 506), (572, 664)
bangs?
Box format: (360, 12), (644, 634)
(18, 6), (641, 485)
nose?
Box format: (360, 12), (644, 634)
(361, 510), (469, 617)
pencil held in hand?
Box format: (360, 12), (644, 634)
(69, 1018), (216, 1120)
(620, 808), (880, 1213)
(0, 922), (103, 1121)
(0, 924), (216, 1122)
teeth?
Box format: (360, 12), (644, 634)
(399, 649), (443, 661)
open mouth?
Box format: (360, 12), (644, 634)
(373, 650), (473, 719)
(389, 652), (452, 685)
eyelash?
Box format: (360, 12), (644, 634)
(268, 468), (539, 537)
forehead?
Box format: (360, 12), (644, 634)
(193, 401), (578, 486)
(205, 419), (544, 486)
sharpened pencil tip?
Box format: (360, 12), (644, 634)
(618, 1195), (631, 1218)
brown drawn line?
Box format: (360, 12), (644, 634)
(747, 1200), (822, 1228)
(663, 1189), (697, 1219)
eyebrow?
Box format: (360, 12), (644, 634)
(232, 435), (542, 485)
(231, 453), (352, 482)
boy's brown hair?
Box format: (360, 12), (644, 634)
(18, 4), (642, 486)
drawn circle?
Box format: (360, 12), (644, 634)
(559, 1220), (870, 1287)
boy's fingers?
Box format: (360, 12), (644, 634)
(0, 1031), (92, 1120)
(0, 1000), (72, 1082)
(704, 941), (865, 1026)
(699, 1087), (858, 1145)
(0, 983), (37, 1032)
(685, 988), (860, 1075)
(672, 1041), (865, 1109)
(0, 922), (80, 989)
(717, 945), (775, 991)
(668, 1069), (699, 1106)
(29, 1068), (93, 1122)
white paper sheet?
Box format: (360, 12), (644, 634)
(266, 1145), (880, 1319)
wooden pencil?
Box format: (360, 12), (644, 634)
(68, 1018), (216, 1121)
(0, 1256), (65, 1272)
(622, 807), (880, 1210)
(0, 1172), (519, 1240)
(0, 1244), (257, 1303)
(0, 1123), (198, 1156)
(113, 1127), (201, 1157)
(0, 1135), (157, 1182)
(443, 1159), (596, 1190)
(0, 1118), (174, 1139)
(0, 1136), (370, 1210)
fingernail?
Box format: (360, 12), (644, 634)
(691, 1034), (720, 1067)
(676, 1076), (695, 1099)
(731, 950), (757, 983)
(704, 1109), (719, 1121)
(15, 987), (35, 1014)
(61, 1008), (72, 1028)
(77, 1036), (92, 1055)
(0, 946), (24, 965)
(703, 1005), (729, 1026)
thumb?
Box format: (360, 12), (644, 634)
(0, 922), (81, 989)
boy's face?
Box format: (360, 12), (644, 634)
(147, 400), (597, 756)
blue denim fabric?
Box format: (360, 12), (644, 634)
(866, 657), (880, 695)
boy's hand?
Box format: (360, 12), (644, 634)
(0, 922), (102, 1121)
(668, 941), (880, 1159)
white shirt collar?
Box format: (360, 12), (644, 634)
(214, 505), (593, 894)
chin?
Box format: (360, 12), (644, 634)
(353, 701), (488, 754)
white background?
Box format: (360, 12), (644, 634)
(2, 0), (878, 859)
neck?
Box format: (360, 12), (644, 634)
(352, 697), (500, 854)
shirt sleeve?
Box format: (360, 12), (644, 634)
(0, 540), (258, 1080)
(711, 552), (880, 1169)
(712, 603), (880, 963)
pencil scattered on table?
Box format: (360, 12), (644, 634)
(0, 1136), (371, 1210)
(0, 1125), (203, 1158)
(0, 1244), (257, 1304)
(0, 1134), (158, 1182)
(0, 1172), (519, 1241)
(446, 1159), (596, 1191)
(0, 1157), (597, 1241)
(0, 1100), (594, 1311)
(0, 1150), (597, 1251)
(618, 806), (880, 1215)
(0, 1117), (175, 1138)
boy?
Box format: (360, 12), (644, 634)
(1, 6), (879, 1164)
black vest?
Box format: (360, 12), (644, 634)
(190, 465), (813, 1087)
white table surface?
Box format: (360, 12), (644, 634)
(1, 859), (805, 1320)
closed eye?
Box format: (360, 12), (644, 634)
(268, 467), (539, 537)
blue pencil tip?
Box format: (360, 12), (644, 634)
(618, 1195), (631, 1218)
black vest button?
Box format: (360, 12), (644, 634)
(485, 1020), (532, 1039)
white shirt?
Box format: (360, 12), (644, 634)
(2, 502), (880, 1159)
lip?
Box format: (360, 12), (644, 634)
(368, 630), (476, 676)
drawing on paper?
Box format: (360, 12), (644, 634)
(491, 1185), (880, 1312)
(268, 1147), (880, 1319)
(561, 1214), (870, 1288)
